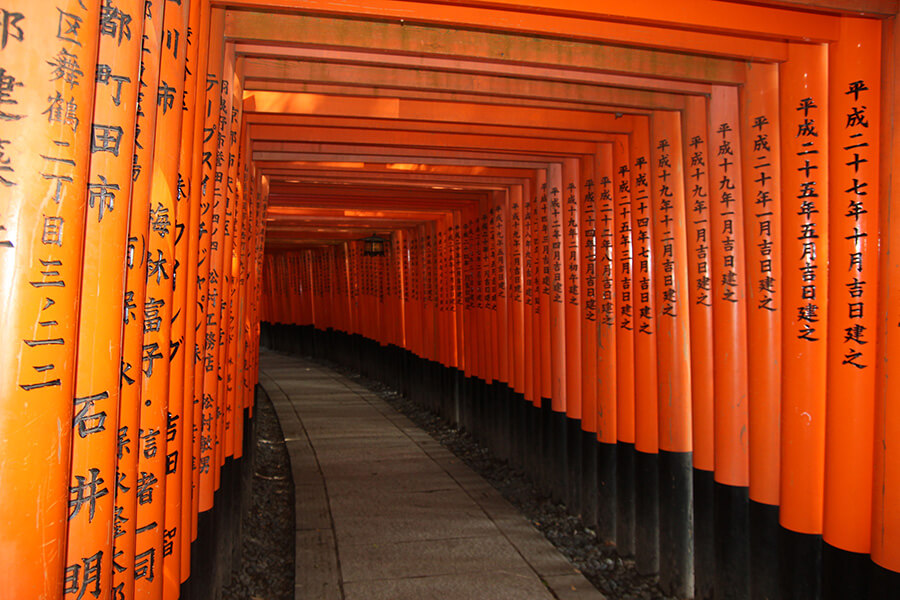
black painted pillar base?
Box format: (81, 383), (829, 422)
(871, 560), (900, 599)
(823, 543), (870, 600)
(658, 450), (693, 597)
(512, 392), (527, 469)
(616, 441), (636, 557)
(694, 468), (715, 600)
(523, 400), (535, 476)
(715, 481), (750, 600)
(634, 449), (659, 575)
(566, 416), (582, 515)
(551, 409), (568, 504)
(539, 397), (553, 497)
(596, 441), (616, 544)
(581, 430), (599, 530)
(749, 499), (779, 600)
(779, 527), (822, 600)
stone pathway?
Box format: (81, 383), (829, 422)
(259, 349), (605, 600)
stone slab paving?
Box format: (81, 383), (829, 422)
(259, 349), (605, 600)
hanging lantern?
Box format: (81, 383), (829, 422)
(363, 235), (387, 257)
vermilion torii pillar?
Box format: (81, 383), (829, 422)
(0, 1), (101, 597)
(67, 2), (143, 599)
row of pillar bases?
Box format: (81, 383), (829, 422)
(261, 324), (900, 600)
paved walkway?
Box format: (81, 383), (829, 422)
(259, 349), (605, 600)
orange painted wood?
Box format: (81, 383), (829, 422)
(563, 158), (582, 421)
(614, 137), (636, 446)
(580, 153), (599, 435)
(0, 1), (100, 596)
(595, 144), (618, 444)
(650, 110), (691, 454)
(182, 0), (211, 573)
(778, 42), (829, 534)
(630, 119), (658, 457)
(116, 3), (166, 593)
(739, 63), (783, 507)
(510, 186), (526, 395)
(824, 16), (881, 555)
(198, 8), (227, 513)
(681, 97), (715, 474)
(708, 86), (750, 489)
(65, 2), (143, 598)
(873, 14), (900, 574)
(136, 1), (191, 596)
(547, 164), (567, 412)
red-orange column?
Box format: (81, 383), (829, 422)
(873, 14), (900, 589)
(613, 136), (636, 557)
(523, 185), (536, 407)
(538, 172), (551, 413)
(211, 45), (237, 490)
(682, 95), (716, 600)
(452, 211), (464, 374)
(534, 174), (550, 493)
(650, 110), (693, 597)
(221, 55), (244, 463)
(136, 0), (190, 596)
(594, 144), (618, 543)
(509, 185), (526, 466)
(494, 193), (512, 461)
(450, 213), (462, 372)
(779, 42), (829, 597)
(578, 152), (599, 530)
(580, 155), (598, 452)
(164, 0), (203, 592)
(547, 164), (568, 502)
(562, 158), (582, 511)
(630, 118), (659, 575)
(708, 84), (751, 598)
(65, 2), (142, 599)
(116, 3), (164, 595)
(181, 0), (210, 579)
(739, 62), (783, 600)
(823, 17), (881, 595)
(197, 8), (226, 514)
(349, 240), (361, 336)
(0, 1), (100, 596)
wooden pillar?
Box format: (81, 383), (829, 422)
(116, 0), (164, 597)
(740, 62), (783, 600)
(708, 84), (751, 600)
(181, 0), (210, 582)
(779, 42), (829, 600)
(873, 13), (900, 593)
(64, 2), (142, 599)
(594, 144), (618, 544)
(136, 0), (190, 596)
(614, 136), (637, 557)
(651, 109), (693, 597)
(548, 163), (568, 503)
(631, 118), (660, 576)
(579, 152), (600, 530)
(0, 1), (100, 596)
(824, 17), (881, 598)
(682, 95), (716, 600)
(559, 158), (580, 512)
(198, 9), (226, 512)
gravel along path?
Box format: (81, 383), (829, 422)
(223, 391), (295, 600)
